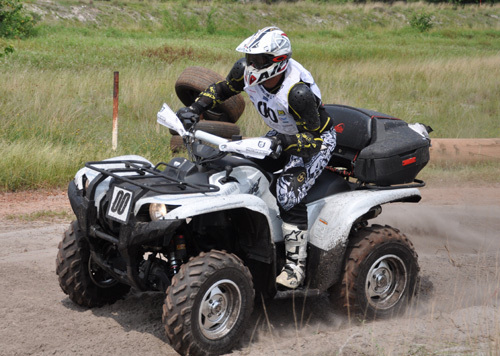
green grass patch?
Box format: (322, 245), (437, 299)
(421, 161), (500, 185)
(5, 209), (72, 221)
(1, 0), (500, 191)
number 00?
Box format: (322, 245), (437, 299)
(111, 190), (131, 215)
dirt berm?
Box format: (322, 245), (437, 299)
(431, 138), (500, 163)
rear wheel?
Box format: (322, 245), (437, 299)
(56, 221), (130, 307)
(334, 224), (419, 319)
(163, 250), (254, 356)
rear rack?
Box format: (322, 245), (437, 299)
(85, 160), (220, 195)
(361, 179), (426, 190)
(326, 166), (425, 190)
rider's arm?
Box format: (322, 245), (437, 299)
(190, 58), (246, 114)
(279, 82), (332, 159)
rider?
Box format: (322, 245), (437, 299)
(177, 26), (336, 289)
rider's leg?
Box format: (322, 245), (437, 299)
(276, 172), (309, 289)
(275, 128), (336, 289)
(276, 218), (308, 289)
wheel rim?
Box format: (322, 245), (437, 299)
(198, 279), (242, 340)
(365, 254), (407, 310)
(88, 257), (118, 288)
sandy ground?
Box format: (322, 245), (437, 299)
(1, 182), (500, 356)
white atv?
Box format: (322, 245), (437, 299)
(56, 102), (431, 356)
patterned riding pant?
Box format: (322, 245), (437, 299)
(269, 127), (337, 212)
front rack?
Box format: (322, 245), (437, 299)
(85, 160), (220, 195)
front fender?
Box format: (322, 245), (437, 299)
(142, 193), (279, 242)
(308, 187), (421, 251)
(160, 193), (280, 297)
(74, 155), (153, 189)
(167, 193), (272, 218)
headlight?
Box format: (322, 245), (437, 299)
(149, 203), (168, 221)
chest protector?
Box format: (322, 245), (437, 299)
(244, 59), (322, 135)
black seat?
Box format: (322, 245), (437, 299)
(325, 104), (373, 151)
(324, 104), (398, 169)
(303, 168), (352, 203)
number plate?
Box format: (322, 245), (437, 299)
(106, 186), (133, 224)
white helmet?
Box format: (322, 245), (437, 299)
(236, 26), (292, 87)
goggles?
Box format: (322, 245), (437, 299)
(245, 53), (275, 70)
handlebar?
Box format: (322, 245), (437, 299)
(194, 130), (229, 146)
(157, 102), (279, 160)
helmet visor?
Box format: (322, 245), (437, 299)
(245, 53), (274, 70)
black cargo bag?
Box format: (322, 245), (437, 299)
(325, 105), (430, 186)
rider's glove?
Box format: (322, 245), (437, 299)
(176, 106), (200, 130)
(275, 133), (295, 151)
(277, 132), (321, 158)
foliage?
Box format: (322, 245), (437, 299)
(410, 12), (434, 32)
(163, 3), (218, 35)
(0, 0), (36, 38)
(308, 0), (496, 3)
(0, 42), (14, 56)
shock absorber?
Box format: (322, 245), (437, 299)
(168, 234), (187, 276)
(169, 251), (179, 276)
(174, 234), (187, 262)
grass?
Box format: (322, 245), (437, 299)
(422, 161), (500, 184)
(5, 209), (72, 221)
(1, 0), (500, 190)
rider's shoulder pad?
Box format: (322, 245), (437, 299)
(288, 82), (316, 111)
(227, 58), (246, 82)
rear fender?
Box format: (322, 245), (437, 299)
(305, 187), (420, 291)
(308, 188), (421, 251)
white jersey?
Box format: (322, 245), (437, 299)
(244, 59), (322, 135)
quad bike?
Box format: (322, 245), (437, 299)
(56, 102), (431, 356)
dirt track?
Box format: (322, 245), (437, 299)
(1, 183), (500, 356)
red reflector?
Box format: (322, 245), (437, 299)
(335, 123), (345, 133)
(402, 157), (417, 166)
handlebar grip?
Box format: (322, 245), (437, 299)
(270, 144), (282, 159)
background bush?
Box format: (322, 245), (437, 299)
(410, 12), (434, 32)
(0, 0), (36, 38)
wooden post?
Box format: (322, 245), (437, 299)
(112, 71), (119, 151)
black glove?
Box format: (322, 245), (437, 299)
(176, 107), (200, 130)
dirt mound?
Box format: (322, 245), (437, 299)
(431, 138), (500, 163)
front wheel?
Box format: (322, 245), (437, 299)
(335, 224), (419, 319)
(163, 250), (254, 356)
(56, 221), (130, 307)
